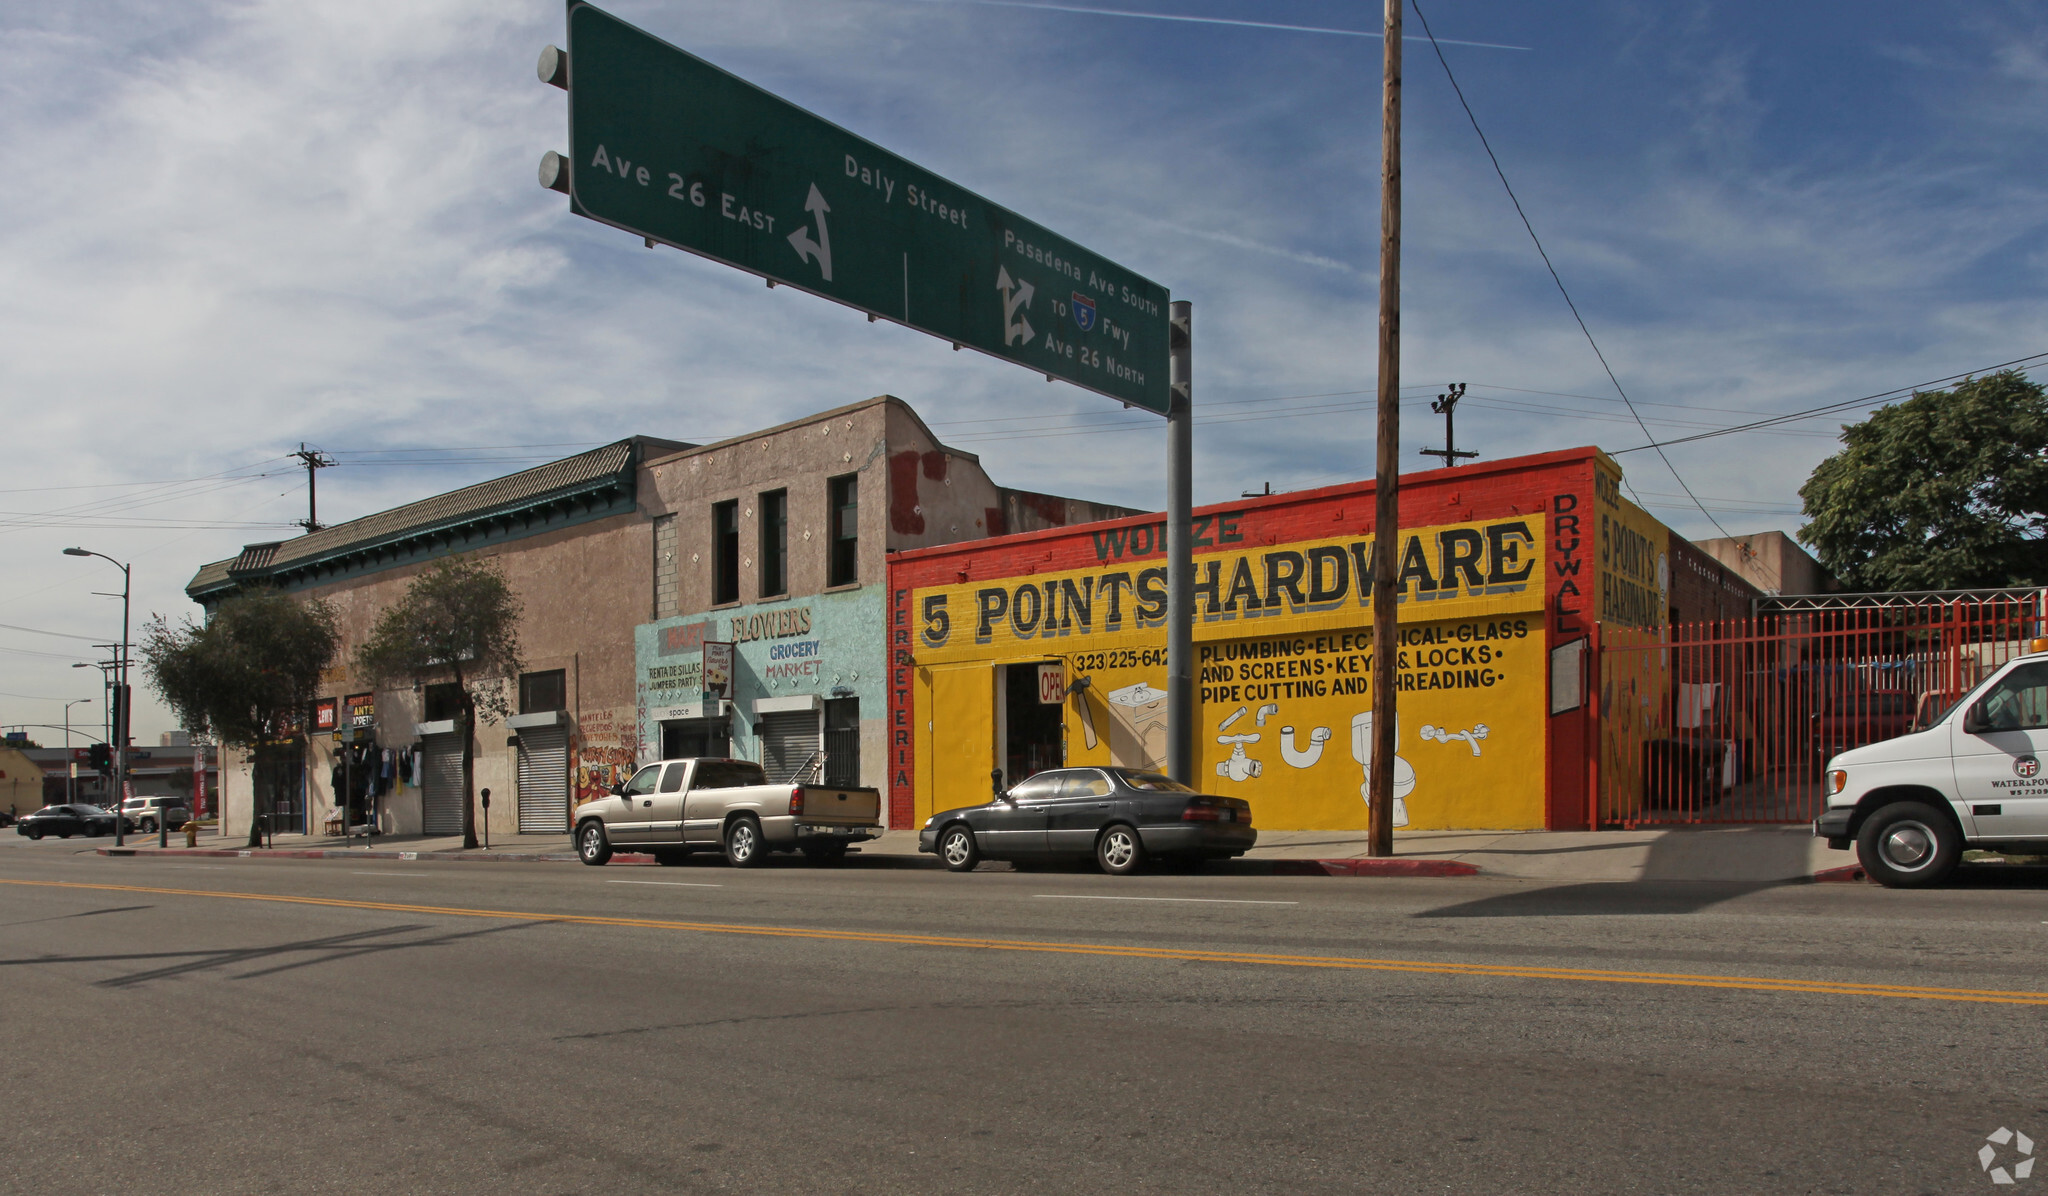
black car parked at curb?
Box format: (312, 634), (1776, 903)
(918, 766), (1255, 874)
(15, 803), (119, 840)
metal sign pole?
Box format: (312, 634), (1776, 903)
(1166, 302), (1194, 784)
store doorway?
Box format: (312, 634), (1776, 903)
(1002, 663), (1063, 787)
(661, 717), (732, 761)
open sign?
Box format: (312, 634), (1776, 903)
(1038, 662), (1066, 705)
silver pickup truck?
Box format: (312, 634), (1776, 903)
(575, 757), (883, 868)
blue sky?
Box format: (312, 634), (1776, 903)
(5, 0), (2047, 740)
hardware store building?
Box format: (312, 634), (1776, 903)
(886, 446), (1756, 832)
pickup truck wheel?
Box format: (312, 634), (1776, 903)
(576, 821), (612, 866)
(1857, 801), (1960, 888)
(1094, 824), (1145, 876)
(724, 816), (766, 868)
(938, 824), (979, 872)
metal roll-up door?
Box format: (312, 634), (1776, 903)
(760, 711), (822, 782)
(516, 726), (569, 833)
(421, 734), (465, 834)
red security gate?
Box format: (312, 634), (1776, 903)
(1591, 590), (2048, 827)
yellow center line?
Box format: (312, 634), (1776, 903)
(5, 877), (2043, 1006)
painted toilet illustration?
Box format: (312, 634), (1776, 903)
(1350, 712), (1414, 827)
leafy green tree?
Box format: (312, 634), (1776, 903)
(1799, 371), (2048, 591)
(354, 556), (523, 850)
(141, 588), (339, 847)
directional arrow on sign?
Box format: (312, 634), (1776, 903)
(786, 183), (834, 282)
(997, 266), (1035, 346)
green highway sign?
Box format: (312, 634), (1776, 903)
(561, 2), (1171, 413)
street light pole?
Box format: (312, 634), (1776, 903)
(64, 549), (132, 847)
(63, 698), (91, 804)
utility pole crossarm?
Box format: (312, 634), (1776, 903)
(1419, 382), (1477, 468)
(293, 444), (337, 534)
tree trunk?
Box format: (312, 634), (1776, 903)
(246, 742), (267, 848)
(460, 693), (478, 850)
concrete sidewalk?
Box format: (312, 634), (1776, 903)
(104, 823), (1844, 883)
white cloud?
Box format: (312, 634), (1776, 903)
(5, 0), (2048, 737)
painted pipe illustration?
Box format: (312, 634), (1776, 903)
(1280, 725), (1331, 768)
(1215, 732), (1263, 781)
(1069, 675), (1100, 749)
(1254, 703), (1279, 727)
(1418, 723), (1489, 757)
(1218, 705), (1249, 731)
(1350, 711), (1413, 827)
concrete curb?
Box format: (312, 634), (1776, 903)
(1265, 858), (1482, 878)
(1810, 864), (1870, 884)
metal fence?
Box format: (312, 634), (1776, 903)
(1594, 592), (2048, 827)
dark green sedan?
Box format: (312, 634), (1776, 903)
(15, 803), (119, 840)
(918, 767), (1255, 874)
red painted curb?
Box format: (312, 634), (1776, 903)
(1810, 864), (1869, 884)
(1270, 858), (1480, 878)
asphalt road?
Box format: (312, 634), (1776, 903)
(3, 835), (2045, 1195)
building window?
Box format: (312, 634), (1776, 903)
(712, 498), (739, 605)
(828, 473), (858, 587)
(423, 683), (464, 722)
(759, 488), (788, 598)
(519, 670), (566, 715)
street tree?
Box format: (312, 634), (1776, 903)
(140, 587), (339, 847)
(1799, 371), (2048, 591)
(354, 556), (523, 850)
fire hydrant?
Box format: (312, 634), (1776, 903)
(181, 820), (197, 848)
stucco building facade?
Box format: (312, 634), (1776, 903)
(185, 397), (1133, 840)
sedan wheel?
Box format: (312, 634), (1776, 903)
(938, 824), (980, 872)
(724, 817), (766, 868)
(576, 822), (612, 866)
(26, 828), (43, 841)
(1095, 825), (1144, 876)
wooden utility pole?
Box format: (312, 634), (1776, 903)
(1368, 0), (1402, 858)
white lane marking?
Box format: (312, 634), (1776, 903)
(607, 880), (723, 888)
(1032, 894), (1297, 905)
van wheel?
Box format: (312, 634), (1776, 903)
(1856, 801), (1960, 888)
(576, 821), (612, 866)
(724, 816), (766, 868)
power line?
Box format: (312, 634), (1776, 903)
(1409, 0), (1732, 538)
(1608, 351), (2048, 454)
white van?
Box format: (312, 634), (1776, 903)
(1816, 640), (2048, 886)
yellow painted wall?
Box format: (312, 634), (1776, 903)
(1593, 459), (1674, 818)
(912, 515), (1548, 830)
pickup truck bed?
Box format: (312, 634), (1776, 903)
(576, 757), (883, 867)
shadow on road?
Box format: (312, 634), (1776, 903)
(1413, 880), (1779, 918)
(0, 919), (550, 987)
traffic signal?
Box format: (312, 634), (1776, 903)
(88, 742), (111, 774)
